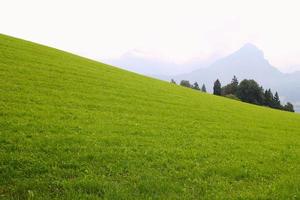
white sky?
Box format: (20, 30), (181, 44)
(1, 0), (300, 73)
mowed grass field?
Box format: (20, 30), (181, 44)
(1, 34), (300, 199)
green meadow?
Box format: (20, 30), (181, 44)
(1, 34), (300, 199)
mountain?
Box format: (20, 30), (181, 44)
(173, 44), (300, 111)
(1, 34), (300, 199)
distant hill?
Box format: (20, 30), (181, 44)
(173, 44), (300, 111)
(1, 34), (300, 199)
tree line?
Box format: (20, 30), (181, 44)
(171, 79), (207, 92)
(171, 77), (294, 112)
(213, 76), (294, 112)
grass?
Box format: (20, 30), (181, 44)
(1, 33), (300, 199)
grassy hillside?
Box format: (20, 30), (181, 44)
(1, 34), (300, 199)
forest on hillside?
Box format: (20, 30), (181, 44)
(172, 76), (295, 112)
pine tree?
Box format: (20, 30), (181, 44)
(231, 75), (239, 95)
(231, 75), (239, 94)
(213, 79), (222, 96)
(273, 92), (281, 109)
(264, 89), (273, 107)
(222, 75), (239, 96)
(201, 84), (207, 92)
(231, 75), (238, 85)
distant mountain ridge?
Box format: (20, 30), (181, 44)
(173, 44), (300, 111)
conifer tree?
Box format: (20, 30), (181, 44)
(264, 89), (273, 107)
(221, 75), (239, 96)
(201, 84), (207, 92)
(231, 75), (239, 94)
(273, 92), (281, 109)
(213, 79), (222, 96)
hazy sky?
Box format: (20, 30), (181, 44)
(1, 0), (300, 73)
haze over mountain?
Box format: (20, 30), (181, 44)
(172, 44), (300, 111)
(108, 44), (300, 111)
(105, 49), (219, 76)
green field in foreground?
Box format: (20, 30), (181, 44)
(1, 34), (300, 199)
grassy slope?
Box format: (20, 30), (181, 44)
(1, 34), (300, 200)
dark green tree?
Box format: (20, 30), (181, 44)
(260, 86), (265, 105)
(273, 92), (281, 109)
(201, 84), (207, 92)
(180, 80), (191, 88)
(264, 89), (274, 107)
(236, 79), (264, 105)
(192, 82), (200, 90)
(231, 75), (239, 94)
(283, 102), (295, 112)
(264, 89), (274, 108)
(213, 79), (222, 96)
(221, 84), (230, 96)
(221, 75), (239, 96)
